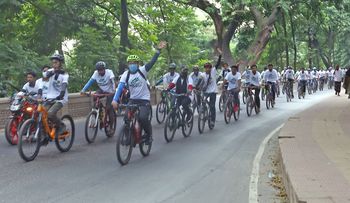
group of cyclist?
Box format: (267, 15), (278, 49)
(13, 41), (346, 164)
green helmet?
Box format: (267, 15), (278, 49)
(127, 55), (140, 62)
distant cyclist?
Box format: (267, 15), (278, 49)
(264, 64), (279, 103)
(283, 66), (295, 98)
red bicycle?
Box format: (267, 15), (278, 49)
(116, 104), (152, 165)
(84, 92), (117, 143)
(5, 93), (37, 145)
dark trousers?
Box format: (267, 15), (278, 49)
(335, 81), (341, 93)
(128, 99), (152, 136)
(173, 96), (192, 118)
(205, 93), (216, 122)
(266, 82), (277, 100)
(299, 80), (307, 93)
(250, 86), (261, 108)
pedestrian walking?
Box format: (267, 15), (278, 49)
(343, 67), (350, 99)
(334, 65), (343, 96)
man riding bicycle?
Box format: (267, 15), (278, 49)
(167, 66), (193, 122)
(202, 48), (222, 128)
(223, 65), (241, 112)
(81, 61), (116, 118)
(297, 68), (308, 95)
(156, 63), (179, 88)
(283, 66), (295, 98)
(38, 54), (69, 136)
(249, 64), (261, 112)
(112, 41), (167, 144)
(264, 64), (279, 103)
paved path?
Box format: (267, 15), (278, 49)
(0, 91), (332, 203)
(279, 95), (350, 203)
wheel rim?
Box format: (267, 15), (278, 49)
(85, 112), (98, 143)
(117, 127), (133, 165)
(156, 102), (166, 123)
(18, 120), (39, 161)
(165, 113), (176, 142)
(198, 109), (205, 133)
(56, 116), (75, 152)
(182, 113), (193, 137)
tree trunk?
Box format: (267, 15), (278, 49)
(118, 0), (131, 75)
(281, 11), (289, 67)
(289, 10), (297, 69)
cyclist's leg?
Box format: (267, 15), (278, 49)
(48, 102), (64, 129)
(208, 93), (217, 122)
(132, 99), (152, 138)
(255, 87), (261, 108)
(180, 96), (192, 120)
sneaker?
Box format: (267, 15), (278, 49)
(142, 134), (153, 145)
(40, 136), (50, 146)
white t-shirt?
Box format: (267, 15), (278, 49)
(163, 72), (179, 85)
(202, 67), (218, 93)
(250, 71), (261, 86)
(334, 70), (343, 82)
(264, 69), (279, 83)
(22, 81), (40, 95)
(297, 71), (308, 81)
(120, 66), (150, 101)
(319, 71), (326, 78)
(284, 69), (295, 80)
(242, 70), (252, 83)
(225, 72), (241, 90)
(36, 78), (49, 99)
(44, 69), (69, 104)
(189, 72), (204, 88)
(328, 70), (334, 77)
(91, 69), (115, 93)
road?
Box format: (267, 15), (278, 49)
(0, 90), (333, 203)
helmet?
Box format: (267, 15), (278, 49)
(127, 55), (140, 62)
(169, 63), (177, 69)
(204, 62), (212, 68)
(288, 66), (292, 69)
(181, 65), (188, 72)
(95, 61), (106, 70)
(193, 65), (199, 71)
(50, 54), (64, 62)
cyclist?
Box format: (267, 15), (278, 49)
(202, 48), (222, 127)
(81, 61), (116, 119)
(189, 65), (205, 107)
(223, 65), (241, 112)
(319, 68), (326, 89)
(242, 66), (252, 86)
(264, 64), (279, 104)
(156, 63), (179, 88)
(249, 64), (261, 112)
(334, 65), (343, 96)
(112, 41), (167, 144)
(38, 53), (69, 135)
(283, 66), (295, 98)
(167, 66), (193, 121)
(20, 71), (39, 96)
(217, 62), (230, 84)
(297, 68), (308, 96)
(36, 65), (50, 99)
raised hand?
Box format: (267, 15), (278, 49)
(157, 41), (167, 50)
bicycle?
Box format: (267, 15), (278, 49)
(319, 77), (325, 91)
(261, 83), (266, 101)
(83, 92), (117, 144)
(242, 84), (248, 104)
(196, 90), (214, 134)
(246, 87), (259, 117)
(156, 88), (172, 124)
(224, 89), (240, 123)
(218, 90), (228, 112)
(18, 99), (75, 162)
(164, 92), (193, 143)
(265, 83), (275, 109)
(307, 80), (313, 95)
(116, 103), (152, 165)
(285, 80), (293, 102)
(328, 76), (334, 89)
(298, 81), (306, 99)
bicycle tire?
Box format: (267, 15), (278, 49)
(156, 101), (166, 124)
(55, 115), (75, 153)
(198, 106), (206, 134)
(182, 111), (193, 137)
(105, 109), (117, 138)
(164, 112), (177, 143)
(224, 100), (232, 124)
(85, 111), (98, 143)
(18, 119), (41, 162)
(139, 127), (152, 157)
(116, 125), (133, 165)
(246, 96), (252, 117)
(219, 94), (224, 112)
(5, 118), (19, 145)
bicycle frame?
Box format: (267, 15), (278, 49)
(37, 103), (56, 140)
(123, 104), (142, 145)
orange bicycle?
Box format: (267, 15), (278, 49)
(18, 99), (75, 162)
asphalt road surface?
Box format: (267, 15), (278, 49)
(0, 90), (333, 203)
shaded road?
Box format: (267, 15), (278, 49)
(0, 91), (333, 203)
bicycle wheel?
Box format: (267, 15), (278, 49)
(55, 115), (75, 152)
(164, 112), (177, 143)
(219, 94), (224, 112)
(5, 118), (19, 145)
(242, 90), (247, 104)
(198, 106), (206, 134)
(116, 125), (133, 165)
(266, 94), (271, 109)
(208, 107), (215, 130)
(224, 101), (232, 124)
(139, 127), (152, 157)
(182, 111), (193, 137)
(246, 96), (253, 117)
(84, 111), (98, 143)
(156, 101), (166, 124)
(105, 109), (117, 137)
(18, 119), (41, 162)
